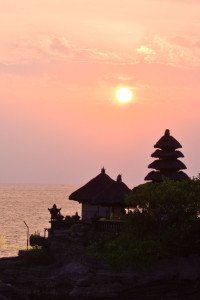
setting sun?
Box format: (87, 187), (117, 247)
(116, 87), (133, 104)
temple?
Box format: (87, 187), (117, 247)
(29, 128), (193, 248)
(91, 174), (131, 219)
(69, 168), (130, 220)
(145, 129), (190, 182)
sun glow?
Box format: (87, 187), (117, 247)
(116, 87), (133, 104)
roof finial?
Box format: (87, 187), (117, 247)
(101, 167), (106, 174)
(165, 129), (170, 136)
(117, 174), (122, 182)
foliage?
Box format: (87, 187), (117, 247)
(88, 231), (164, 272)
(24, 246), (54, 265)
(88, 177), (200, 271)
(29, 233), (46, 247)
(127, 177), (200, 224)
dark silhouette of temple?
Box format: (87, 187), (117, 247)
(145, 129), (189, 182)
(69, 168), (131, 220)
(68, 129), (190, 221)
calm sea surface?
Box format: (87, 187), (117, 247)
(0, 185), (80, 258)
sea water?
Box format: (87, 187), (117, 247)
(0, 185), (80, 258)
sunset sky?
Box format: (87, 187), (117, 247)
(0, 0), (200, 187)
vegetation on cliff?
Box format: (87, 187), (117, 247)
(88, 177), (200, 271)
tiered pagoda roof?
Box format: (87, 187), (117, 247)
(145, 129), (190, 182)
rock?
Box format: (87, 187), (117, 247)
(0, 280), (28, 300)
(2, 253), (200, 299)
(53, 262), (89, 282)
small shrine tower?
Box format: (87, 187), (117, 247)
(145, 129), (190, 182)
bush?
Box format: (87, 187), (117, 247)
(88, 178), (200, 272)
(23, 246), (54, 265)
(88, 232), (164, 272)
(30, 234), (47, 247)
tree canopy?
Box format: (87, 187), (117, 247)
(127, 177), (200, 223)
(89, 176), (200, 271)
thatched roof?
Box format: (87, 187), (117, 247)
(154, 129), (182, 150)
(151, 149), (184, 159)
(145, 170), (190, 181)
(91, 175), (131, 206)
(69, 168), (115, 203)
(148, 159), (187, 171)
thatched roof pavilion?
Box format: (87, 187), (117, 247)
(145, 129), (190, 182)
(69, 169), (130, 220)
(69, 167), (115, 204)
(91, 175), (131, 207)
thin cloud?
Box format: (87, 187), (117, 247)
(152, 0), (200, 3)
(135, 35), (200, 68)
(1, 33), (200, 76)
(0, 36), (123, 66)
(166, 0), (200, 3)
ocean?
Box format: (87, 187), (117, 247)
(0, 185), (80, 258)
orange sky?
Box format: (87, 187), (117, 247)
(0, 0), (200, 186)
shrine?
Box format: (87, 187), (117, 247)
(145, 129), (189, 182)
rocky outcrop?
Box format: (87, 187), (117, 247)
(0, 279), (28, 300)
(1, 225), (200, 299)
(1, 255), (200, 299)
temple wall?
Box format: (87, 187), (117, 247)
(82, 203), (111, 220)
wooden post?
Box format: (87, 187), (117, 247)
(23, 221), (29, 251)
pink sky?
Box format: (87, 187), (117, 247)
(0, 0), (200, 187)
